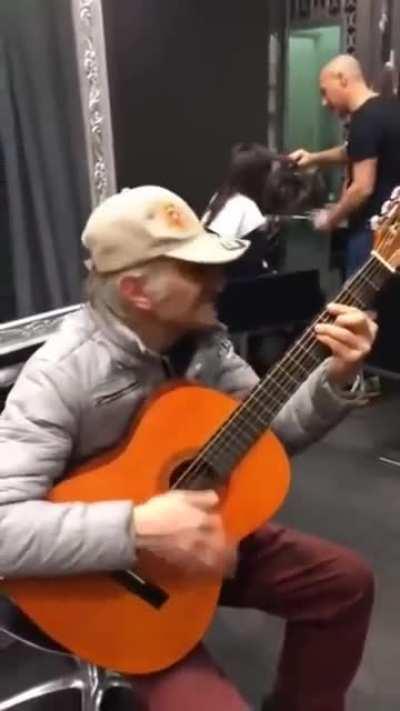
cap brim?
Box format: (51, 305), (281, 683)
(166, 230), (249, 265)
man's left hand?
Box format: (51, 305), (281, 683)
(315, 303), (378, 387)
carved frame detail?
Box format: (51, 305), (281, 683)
(71, 0), (116, 207)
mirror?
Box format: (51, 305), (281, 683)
(283, 22), (343, 292)
(282, 1), (358, 294)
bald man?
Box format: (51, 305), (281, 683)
(291, 54), (400, 277)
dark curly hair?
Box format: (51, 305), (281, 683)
(263, 162), (327, 215)
(204, 142), (283, 227)
(204, 142), (327, 228)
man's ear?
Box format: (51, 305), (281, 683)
(119, 275), (152, 311)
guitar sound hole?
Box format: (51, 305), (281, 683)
(169, 460), (218, 491)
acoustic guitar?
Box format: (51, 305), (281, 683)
(2, 190), (400, 674)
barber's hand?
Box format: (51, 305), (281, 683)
(312, 208), (333, 232)
(315, 303), (378, 387)
(289, 148), (317, 169)
(134, 490), (234, 577)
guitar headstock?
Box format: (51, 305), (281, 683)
(371, 186), (400, 269)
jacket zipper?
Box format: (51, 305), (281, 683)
(94, 381), (138, 406)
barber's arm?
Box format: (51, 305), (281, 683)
(290, 145), (347, 168)
(315, 158), (377, 232)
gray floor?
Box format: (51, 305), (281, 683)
(1, 389), (399, 710)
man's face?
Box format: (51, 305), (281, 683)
(148, 259), (225, 332)
(320, 71), (349, 116)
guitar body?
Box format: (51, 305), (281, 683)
(3, 383), (290, 674)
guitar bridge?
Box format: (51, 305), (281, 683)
(111, 570), (169, 609)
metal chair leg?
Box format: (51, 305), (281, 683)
(0, 674), (85, 711)
(79, 664), (135, 711)
(103, 673), (133, 694)
(93, 688), (106, 711)
(80, 664), (101, 711)
(0, 629), (135, 711)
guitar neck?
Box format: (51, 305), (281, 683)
(199, 253), (394, 479)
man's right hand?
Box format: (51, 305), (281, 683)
(134, 489), (235, 576)
(289, 148), (316, 168)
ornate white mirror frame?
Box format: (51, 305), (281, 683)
(0, 0), (114, 359)
(71, 0), (116, 208)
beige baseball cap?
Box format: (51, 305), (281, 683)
(82, 185), (249, 273)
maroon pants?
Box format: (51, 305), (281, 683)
(130, 523), (374, 711)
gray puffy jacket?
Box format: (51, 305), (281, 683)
(0, 305), (359, 578)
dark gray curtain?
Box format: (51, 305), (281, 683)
(0, 138), (14, 321)
(0, 0), (91, 318)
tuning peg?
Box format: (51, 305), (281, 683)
(381, 200), (392, 215)
(370, 215), (381, 231)
(391, 186), (400, 200)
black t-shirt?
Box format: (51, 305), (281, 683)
(347, 96), (400, 230)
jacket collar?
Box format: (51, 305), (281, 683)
(86, 302), (226, 365)
(87, 303), (155, 361)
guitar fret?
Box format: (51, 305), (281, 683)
(262, 376), (297, 403)
(229, 414), (264, 440)
(282, 352), (313, 376)
(247, 409), (271, 430)
(242, 401), (283, 430)
(206, 379), (292, 472)
(362, 274), (381, 291)
(217, 395), (284, 439)
(350, 293), (365, 308)
(273, 364), (303, 388)
(298, 345), (320, 367)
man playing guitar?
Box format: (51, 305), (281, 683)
(0, 186), (377, 710)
